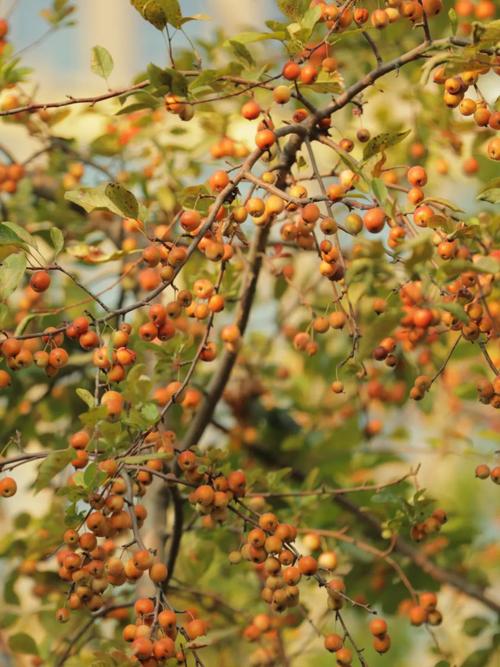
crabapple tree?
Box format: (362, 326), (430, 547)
(0, 1), (499, 666)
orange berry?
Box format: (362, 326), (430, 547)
(300, 64), (318, 84)
(241, 99), (261, 120)
(134, 597), (155, 616)
(298, 555), (318, 576)
(186, 619), (207, 640)
(149, 562), (168, 583)
(209, 170), (230, 192)
(324, 633), (343, 652)
(282, 61), (301, 80)
(255, 129), (276, 150)
(369, 618), (388, 636)
(0, 476), (17, 497)
(30, 270), (51, 293)
(364, 207), (386, 233)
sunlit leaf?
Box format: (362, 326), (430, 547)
(91, 45), (114, 80)
(363, 129), (411, 161)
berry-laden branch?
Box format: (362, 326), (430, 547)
(249, 442), (500, 615)
(0, 3), (499, 667)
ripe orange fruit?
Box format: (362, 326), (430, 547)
(180, 209), (201, 231)
(241, 99), (261, 120)
(298, 555), (318, 576)
(0, 476), (17, 497)
(0, 369), (12, 387)
(373, 634), (392, 653)
(30, 270), (51, 293)
(186, 619), (207, 639)
(282, 61), (301, 80)
(407, 165), (427, 187)
(134, 597), (155, 616)
(209, 170), (230, 192)
(255, 129), (276, 150)
(324, 633), (343, 652)
(48, 347), (68, 368)
(299, 64), (318, 84)
(364, 207), (386, 233)
(369, 618), (388, 636)
(409, 604), (427, 625)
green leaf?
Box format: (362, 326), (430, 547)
(448, 7), (457, 32)
(0, 612), (18, 629)
(0, 303), (8, 327)
(141, 402), (160, 423)
(440, 257), (499, 276)
(1, 221), (35, 248)
(147, 64), (188, 96)
(307, 70), (343, 94)
(359, 310), (402, 358)
(473, 256), (500, 273)
(226, 31), (286, 45)
(472, 18), (500, 47)
(157, 0), (183, 28)
(65, 183), (139, 218)
(421, 197), (464, 213)
(328, 143), (367, 184)
(228, 40), (255, 67)
(91, 45), (114, 80)
(33, 449), (74, 492)
(8, 632), (39, 655)
(463, 616), (490, 637)
(401, 232), (434, 270)
(123, 452), (172, 464)
(83, 462), (106, 490)
(130, 0), (167, 30)
(50, 227), (64, 256)
(277, 0), (310, 20)
(301, 5), (322, 36)
(0, 253), (27, 299)
(180, 13), (211, 25)
(89, 133), (121, 155)
(104, 183), (139, 218)
(4, 571), (19, 604)
(461, 649), (493, 667)
(440, 301), (468, 324)
(363, 129), (411, 161)
(371, 178), (388, 205)
(0, 222), (27, 248)
(477, 177), (500, 204)
(76, 387), (96, 408)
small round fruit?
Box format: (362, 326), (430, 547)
(0, 476), (17, 497)
(369, 618), (388, 637)
(298, 555), (318, 576)
(186, 619), (207, 640)
(407, 166), (427, 187)
(487, 137), (500, 161)
(373, 634), (392, 653)
(409, 604), (427, 626)
(282, 61), (301, 80)
(255, 129), (276, 150)
(335, 647), (353, 664)
(273, 85), (291, 104)
(300, 64), (318, 84)
(241, 99), (261, 120)
(149, 562), (168, 583)
(364, 207), (386, 233)
(324, 633), (343, 652)
(0, 369), (12, 388)
(134, 598), (154, 616)
(30, 270), (51, 293)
